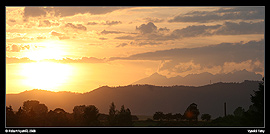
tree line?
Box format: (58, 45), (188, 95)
(153, 103), (211, 122)
(6, 101), (135, 127)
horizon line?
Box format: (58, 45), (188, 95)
(6, 79), (262, 95)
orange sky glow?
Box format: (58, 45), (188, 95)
(6, 6), (264, 94)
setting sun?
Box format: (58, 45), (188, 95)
(20, 62), (74, 91)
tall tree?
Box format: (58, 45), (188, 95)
(73, 105), (86, 126)
(6, 106), (17, 126)
(22, 100), (48, 115)
(108, 102), (117, 126)
(20, 100), (48, 126)
(251, 78), (264, 115)
(116, 105), (132, 126)
(83, 105), (100, 126)
(47, 108), (70, 126)
(249, 77), (264, 126)
(153, 111), (165, 121)
(183, 103), (200, 121)
(173, 113), (182, 121)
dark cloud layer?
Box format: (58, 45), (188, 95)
(110, 39), (264, 70)
(50, 31), (70, 40)
(23, 7), (127, 20)
(100, 30), (124, 35)
(38, 20), (59, 27)
(87, 20), (122, 26)
(170, 21), (264, 39)
(171, 24), (221, 38)
(169, 7), (265, 23)
(115, 21), (264, 46)
(64, 23), (87, 31)
(23, 7), (47, 18)
(103, 20), (122, 26)
(136, 22), (157, 34)
(214, 21), (264, 35)
(143, 17), (164, 23)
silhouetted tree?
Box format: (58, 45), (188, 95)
(16, 106), (26, 126)
(164, 113), (173, 121)
(183, 103), (200, 121)
(73, 105), (86, 126)
(250, 77), (264, 125)
(153, 111), (165, 121)
(83, 105), (100, 126)
(6, 106), (17, 126)
(233, 107), (245, 117)
(115, 105), (132, 126)
(54, 108), (66, 114)
(107, 103), (133, 126)
(22, 100), (48, 115)
(22, 100), (39, 113)
(47, 108), (70, 126)
(173, 113), (182, 121)
(108, 102), (117, 126)
(73, 105), (100, 126)
(201, 114), (211, 121)
(17, 100), (49, 126)
(244, 77), (264, 126)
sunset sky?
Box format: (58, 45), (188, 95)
(6, 6), (265, 94)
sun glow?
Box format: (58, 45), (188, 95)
(26, 40), (67, 61)
(20, 62), (74, 91)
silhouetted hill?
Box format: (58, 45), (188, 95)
(133, 69), (262, 86)
(6, 80), (260, 118)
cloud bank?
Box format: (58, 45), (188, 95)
(6, 44), (31, 52)
(23, 7), (127, 19)
(114, 21), (264, 47)
(169, 7), (265, 23)
(110, 39), (264, 76)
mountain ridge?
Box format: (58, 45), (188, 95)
(6, 80), (261, 118)
(133, 69), (262, 86)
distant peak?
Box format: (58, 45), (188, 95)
(237, 69), (251, 73)
(151, 72), (161, 76)
(150, 72), (167, 78)
(185, 72), (213, 77)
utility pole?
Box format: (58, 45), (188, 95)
(224, 102), (227, 117)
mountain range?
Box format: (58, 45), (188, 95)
(133, 69), (262, 86)
(6, 80), (261, 118)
